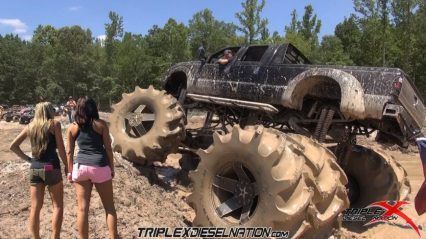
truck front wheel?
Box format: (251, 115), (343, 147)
(188, 125), (349, 238)
(109, 86), (186, 165)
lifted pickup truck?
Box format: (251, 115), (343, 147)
(164, 43), (425, 145)
(110, 43), (424, 238)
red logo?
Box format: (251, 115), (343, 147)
(365, 201), (420, 237)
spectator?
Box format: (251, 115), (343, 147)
(67, 96), (117, 239)
(10, 102), (68, 239)
(37, 96), (45, 103)
(65, 96), (77, 123)
(415, 137), (426, 215)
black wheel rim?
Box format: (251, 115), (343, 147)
(212, 161), (259, 224)
(123, 104), (156, 138)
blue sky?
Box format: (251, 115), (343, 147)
(0, 0), (355, 41)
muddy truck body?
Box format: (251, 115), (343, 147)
(110, 43), (421, 238)
(164, 43), (425, 146)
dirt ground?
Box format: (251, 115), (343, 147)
(0, 114), (425, 238)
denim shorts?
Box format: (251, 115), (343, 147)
(30, 169), (62, 186)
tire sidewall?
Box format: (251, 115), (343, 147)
(197, 148), (273, 227)
(110, 92), (165, 150)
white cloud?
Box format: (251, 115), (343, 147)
(69, 6), (81, 11)
(96, 35), (106, 46)
(96, 34), (106, 41)
(0, 18), (27, 33)
(22, 34), (32, 41)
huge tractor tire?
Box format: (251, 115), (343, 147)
(188, 125), (349, 238)
(109, 86), (186, 165)
(339, 145), (410, 208)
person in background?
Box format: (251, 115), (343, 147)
(218, 49), (234, 65)
(10, 102), (67, 239)
(37, 96), (45, 103)
(65, 96), (77, 123)
(415, 136), (426, 215)
(66, 96), (117, 239)
(0, 105), (3, 120)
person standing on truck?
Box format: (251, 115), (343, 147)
(65, 96), (77, 123)
(66, 96), (117, 239)
(10, 102), (68, 239)
(218, 49), (234, 65)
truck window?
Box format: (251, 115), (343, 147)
(241, 46), (268, 62)
(283, 46), (311, 64)
(208, 47), (240, 64)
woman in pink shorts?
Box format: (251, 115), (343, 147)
(66, 96), (117, 239)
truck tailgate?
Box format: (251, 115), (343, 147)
(399, 80), (426, 128)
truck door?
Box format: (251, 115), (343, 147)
(229, 45), (269, 101)
(192, 47), (240, 98)
(258, 44), (311, 105)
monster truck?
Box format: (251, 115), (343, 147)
(110, 44), (425, 238)
(3, 105), (21, 122)
(19, 106), (34, 124)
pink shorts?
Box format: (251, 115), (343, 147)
(72, 164), (112, 183)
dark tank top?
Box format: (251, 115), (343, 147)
(75, 122), (108, 167)
(30, 133), (61, 169)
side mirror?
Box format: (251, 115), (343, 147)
(198, 46), (206, 61)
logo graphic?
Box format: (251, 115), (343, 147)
(365, 201), (420, 237)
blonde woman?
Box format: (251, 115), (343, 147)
(10, 102), (67, 239)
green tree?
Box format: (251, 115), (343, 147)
(299, 4), (322, 45)
(99, 11), (124, 104)
(235, 0), (269, 44)
(104, 11), (123, 69)
(283, 5), (322, 62)
(51, 26), (97, 102)
(0, 35), (36, 103)
(391, 0), (421, 77)
(285, 10), (298, 34)
(319, 36), (353, 65)
(283, 32), (313, 60)
(271, 31), (282, 44)
(146, 18), (190, 64)
(188, 9), (238, 56)
(335, 15), (362, 64)
(353, 0), (395, 66)
(412, 2), (426, 97)
(115, 32), (160, 92)
(33, 25), (58, 46)
(142, 19), (191, 88)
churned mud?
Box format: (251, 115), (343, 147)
(0, 116), (193, 239)
(0, 114), (425, 238)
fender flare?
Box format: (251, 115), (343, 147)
(163, 66), (191, 94)
(281, 68), (366, 119)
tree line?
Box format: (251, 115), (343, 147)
(0, 0), (425, 110)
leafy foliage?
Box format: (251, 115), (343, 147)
(235, 0), (268, 44)
(283, 5), (322, 62)
(188, 9), (239, 56)
(318, 36), (353, 65)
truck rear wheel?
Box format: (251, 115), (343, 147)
(188, 125), (349, 238)
(109, 86), (186, 165)
(340, 145), (410, 207)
